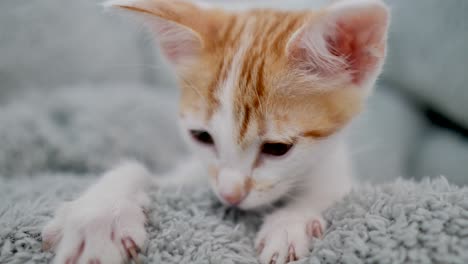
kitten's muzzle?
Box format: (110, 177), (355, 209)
(216, 168), (253, 206)
(220, 190), (247, 206)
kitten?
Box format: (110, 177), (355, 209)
(42, 0), (390, 263)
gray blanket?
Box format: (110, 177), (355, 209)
(2, 176), (467, 264)
(1, 85), (467, 264)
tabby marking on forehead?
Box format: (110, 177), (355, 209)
(174, 8), (365, 146)
(198, 11), (308, 146)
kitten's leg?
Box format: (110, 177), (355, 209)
(255, 198), (335, 264)
(42, 161), (151, 264)
(153, 156), (207, 187)
(255, 148), (353, 264)
(42, 157), (204, 264)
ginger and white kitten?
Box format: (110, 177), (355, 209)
(42, 0), (390, 263)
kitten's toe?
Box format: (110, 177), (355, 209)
(256, 225), (308, 264)
(256, 239), (265, 255)
(255, 211), (326, 264)
(42, 202), (72, 251)
(307, 219), (324, 239)
(269, 252), (279, 264)
(121, 237), (142, 263)
(53, 235), (86, 264)
(256, 229), (289, 264)
(43, 196), (148, 264)
(41, 225), (62, 252)
(287, 244), (298, 262)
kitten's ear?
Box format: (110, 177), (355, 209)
(286, 0), (390, 93)
(104, 0), (205, 67)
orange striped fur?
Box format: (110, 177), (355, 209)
(43, 3), (390, 264)
(114, 0), (375, 147)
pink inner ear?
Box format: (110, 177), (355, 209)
(153, 19), (202, 65)
(160, 33), (199, 64)
(327, 13), (387, 85)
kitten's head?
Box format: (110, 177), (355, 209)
(107, 0), (390, 209)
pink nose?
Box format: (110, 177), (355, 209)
(220, 191), (247, 206)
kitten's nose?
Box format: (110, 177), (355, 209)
(220, 191), (247, 206)
(217, 168), (252, 206)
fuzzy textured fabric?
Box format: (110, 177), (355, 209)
(0, 84), (186, 178)
(1, 85), (468, 264)
(1, 175), (468, 264)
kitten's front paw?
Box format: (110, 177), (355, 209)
(255, 211), (325, 264)
(42, 195), (148, 264)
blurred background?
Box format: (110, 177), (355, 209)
(0, 0), (467, 185)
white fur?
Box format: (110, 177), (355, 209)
(175, 13), (356, 263)
(329, 0), (387, 13)
(43, 1), (388, 264)
(255, 209), (324, 263)
(287, 0), (389, 95)
(178, 26), (258, 204)
(104, 0), (212, 9)
(286, 21), (348, 77)
(104, 0), (202, 68)
(210, 29), (257, 202)
(102, 0), (132, 8)
(327, 0), (389, 95)
(42, 162), (151, 264)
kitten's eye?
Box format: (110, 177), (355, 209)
(190, 130), (214, 145)
(261, 142), (293, 157)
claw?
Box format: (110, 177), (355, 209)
(110, 229), (115, 242)
(312, 220), (323, 238)
(270, 252), (279, 264)
(65, 240), (85, 264)
(256, 240), (265, 255)
(129, 248), (141, 264)
(41, 230), (61, 252)
(42, 240), (52, 252)
(287, 244), (297, 262)
(307, 220), (323, 239)
(121, 237), (141, 264)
